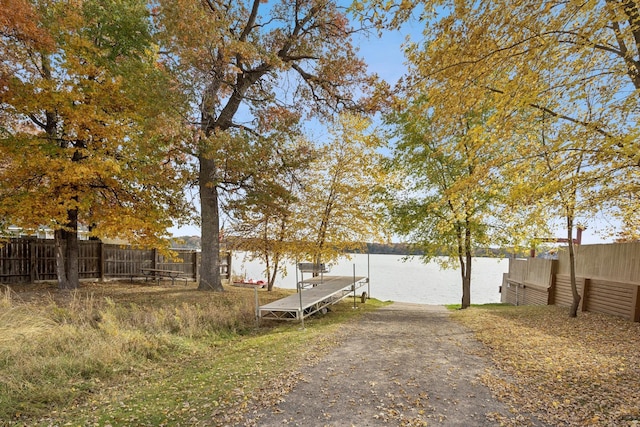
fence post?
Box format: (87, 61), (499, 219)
(548, 274), (556, 305)
(191, 251), (197, 281)
(547, 259), (558, 305)
(632, 285), (640, 322)
(580, 278), (590, 312)
(99, 241), (105, 282)
(193, 251), (201, 282)
(29, 238), (37, 283)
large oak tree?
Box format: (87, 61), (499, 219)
(155, 0), (381, 291)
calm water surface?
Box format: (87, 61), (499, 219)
(232, 253), (508, 305)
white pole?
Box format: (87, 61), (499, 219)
(297, 260), (305, 328)
(254, 286), (259, 327)
(353, 264), (357, 309)
(367, 251), (370, 299)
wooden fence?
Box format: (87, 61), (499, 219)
(502, 242), (640, 322)
(0, 238), (231, 284)
(503, 257), (556, 306)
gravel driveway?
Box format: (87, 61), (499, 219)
(238, 302), (547, 426)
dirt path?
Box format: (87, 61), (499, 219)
(239, 302), (546, 426)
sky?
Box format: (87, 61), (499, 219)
(169, 2), (616, 246)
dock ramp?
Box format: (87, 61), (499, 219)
(259, 275), (368, 321)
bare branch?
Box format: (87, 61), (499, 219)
(484, 86), (615, 139)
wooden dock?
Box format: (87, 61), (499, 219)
(259, 275), (368, 321)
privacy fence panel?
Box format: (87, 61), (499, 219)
(0, 238), (229, 284)
(557, 243), (640, 283)
(157, 250), (195, 278)
(584, 278), (639, 320)
(506, 242), (640, 322)
(554, 274), (586, 307)
(102, 244), (155, 280)
(503, 257), (555, 306)
(79, 240), (101, 279)
(0, 238), (31, 283)
(31, 239), (56, 281)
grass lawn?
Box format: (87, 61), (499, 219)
(0, 281), (386, 426)
(2, 284), (640, 426)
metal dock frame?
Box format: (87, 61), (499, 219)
(258, 275), (368, 321)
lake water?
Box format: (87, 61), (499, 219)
(231, 253), (509, 305)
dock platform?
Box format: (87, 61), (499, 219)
(259, 275), (368, 321)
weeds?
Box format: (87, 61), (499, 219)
(0, 281), (374, 425)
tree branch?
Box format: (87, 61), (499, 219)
(484, 86), (614, 139)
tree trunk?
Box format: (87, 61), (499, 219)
(265, 252), (271, 289)
(312, 253), (324, 278)
(567, 216), (581, 317)
(55, 207), (80, 290)
(42, 54), (81, 290)
(268, 258), (279, 292)
(461, 249), (472, 309)
(54, 229), (69, 288)
(457, 223), (473, 309)
(198, 157), (223, 291)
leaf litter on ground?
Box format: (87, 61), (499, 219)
(451, 305), (640, 427)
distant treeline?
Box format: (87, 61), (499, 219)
(347, 243), (520, 257)
(170, 236), (202, 250)
(172, 236), (522, 257)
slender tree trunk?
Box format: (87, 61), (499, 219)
(198, 157), (223, 291)
(268, 257), (279, 291)
(459, 226), (472, 309)
(567, 215), (581, 317)
(65, 207), (79, 288)
(461, 250), (472, 309)
(311, 184), (335, 276)
(275, 215), (287, 290)
(265, 252), (271, 287)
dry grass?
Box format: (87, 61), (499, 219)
(9, 281), (638, 426)
(0, 280), (379, 426)
(0, 281), (283, 423)
(451, 305), (640, 427)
